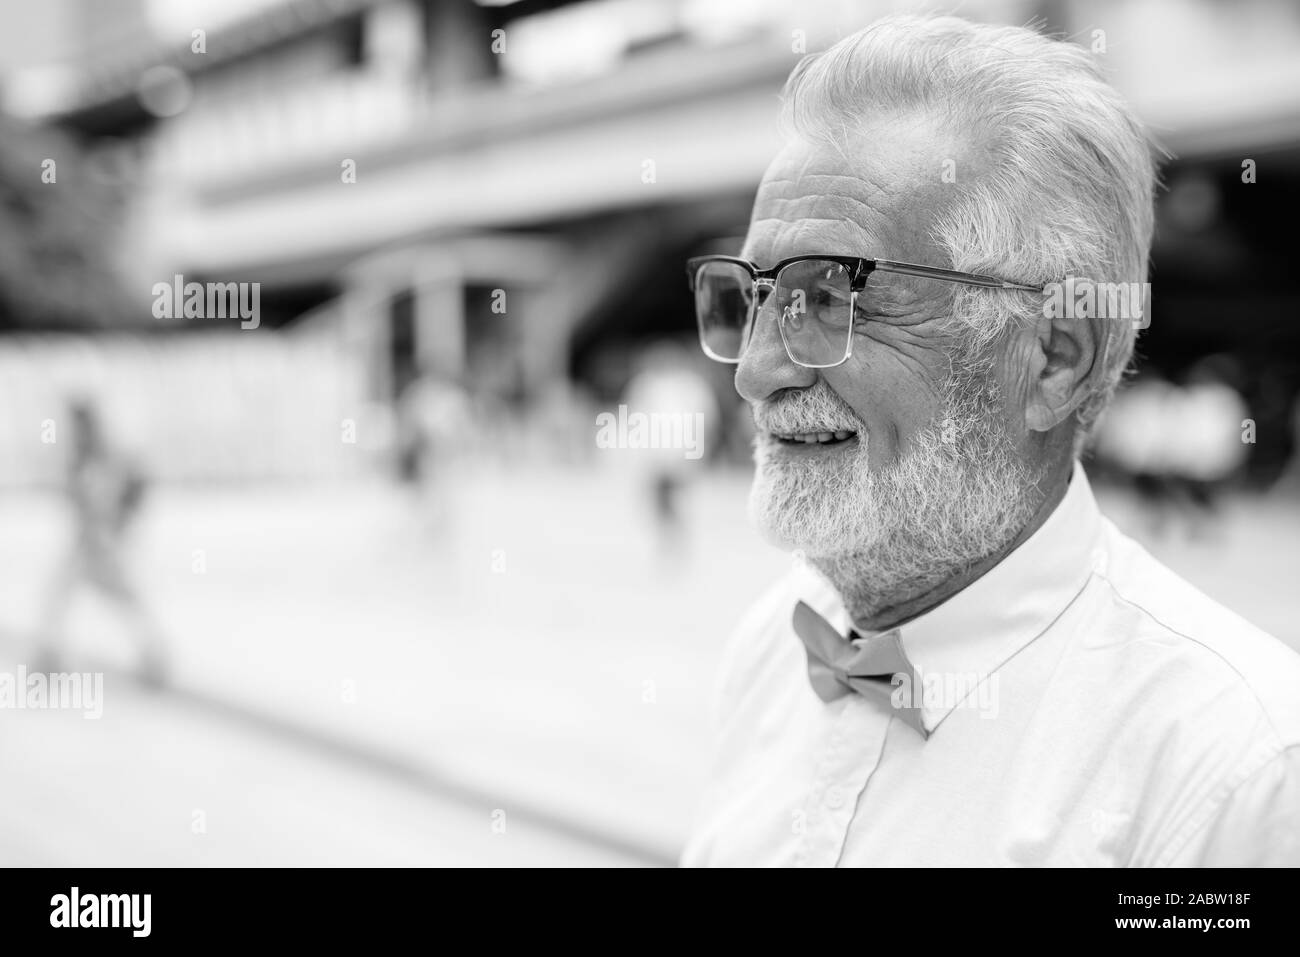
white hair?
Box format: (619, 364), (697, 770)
(780, 15), (1159, 447)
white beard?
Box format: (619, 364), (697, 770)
(747, 367), (1046, 621)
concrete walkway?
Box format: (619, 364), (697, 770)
(1, 464), (1295, 866)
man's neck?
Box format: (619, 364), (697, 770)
(818, 458), (1074, 632)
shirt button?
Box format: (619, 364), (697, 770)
(825, 785), (845, 809)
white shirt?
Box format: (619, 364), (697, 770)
(681, 461), (1300, 866)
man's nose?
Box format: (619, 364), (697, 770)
(735, 289), (817, 403)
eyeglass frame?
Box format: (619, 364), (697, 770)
(685, 254), (1047, 369)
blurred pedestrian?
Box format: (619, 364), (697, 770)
(34, 398), (168, 685)
(1162, 357), (1249, 537)
(395, 370), (474, 532)
(1092, 372), (1179, 537)
(621, 342), (718, 561)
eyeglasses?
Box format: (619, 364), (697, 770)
(685, 254), (1044, 368)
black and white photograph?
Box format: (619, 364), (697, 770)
(0, 0), (1298, 907)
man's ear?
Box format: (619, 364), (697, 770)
(1021, 309), (1106, 433)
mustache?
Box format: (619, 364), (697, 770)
(751, 383), (864, 435)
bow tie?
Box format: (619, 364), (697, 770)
(791, 601), (928, 739)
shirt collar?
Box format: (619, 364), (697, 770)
(804, 460), (1103, 735)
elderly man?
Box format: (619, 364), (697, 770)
(680, 16), (1300, 867)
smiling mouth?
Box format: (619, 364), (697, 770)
(771, 430), (858, 447)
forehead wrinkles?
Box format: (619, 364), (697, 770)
(747, 121), (977, 258)
(746, 161), (955, 263)
(756, 170), (888, 216)
(747, 169), (897, 262)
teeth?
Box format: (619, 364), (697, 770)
(774, 430), (855, 444)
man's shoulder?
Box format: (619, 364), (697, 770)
(713, 564), (832, 716)
(1090, 518), (1300, 748)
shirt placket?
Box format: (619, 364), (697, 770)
(792, 696), (892, 867)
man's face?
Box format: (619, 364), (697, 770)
(736, 121), (1044, 605)
(739, 128), (964, 471)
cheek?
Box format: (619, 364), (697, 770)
(823, 359), (945, 468)
(996, 334), (1040, 415)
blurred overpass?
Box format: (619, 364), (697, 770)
(3, 0), (1298, 469)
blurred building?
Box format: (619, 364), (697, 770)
(1, 0), (1299, 482)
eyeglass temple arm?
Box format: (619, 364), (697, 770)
(873, 259), (1044, 292)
